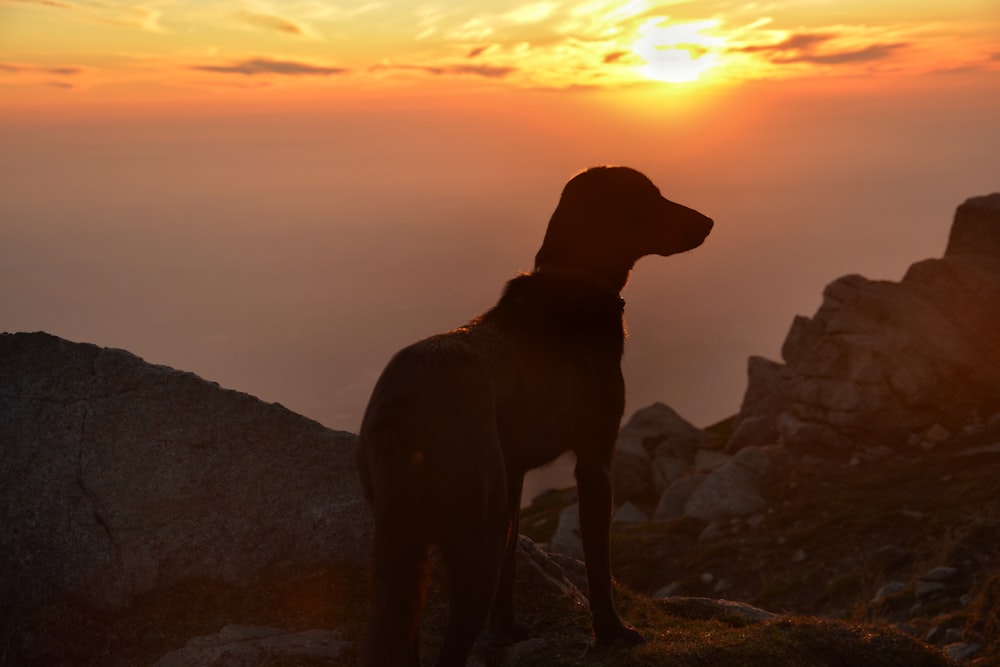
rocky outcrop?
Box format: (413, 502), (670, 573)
(735, 193), (1000, 452)
(0, 332), (370, 612)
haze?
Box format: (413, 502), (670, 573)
(2, 2), (999, 499)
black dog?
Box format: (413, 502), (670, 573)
(356, 166), (713, 666)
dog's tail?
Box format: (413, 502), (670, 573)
(358, 528), (430, 667)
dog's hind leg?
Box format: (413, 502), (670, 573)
(359, 527), (429, 667)
(437, 523), (506, 667)
(490, 470), (530, 641)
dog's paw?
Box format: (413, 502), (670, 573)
(594, 620), (645, 647)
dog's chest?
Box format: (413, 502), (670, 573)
(489, 319), (626, 470)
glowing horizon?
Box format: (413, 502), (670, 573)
(2, 0), (998, 110)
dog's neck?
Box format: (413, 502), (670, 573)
(532, 262), (627, 302)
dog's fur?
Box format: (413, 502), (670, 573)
(356, 166), (713, 666)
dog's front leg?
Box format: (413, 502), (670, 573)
(574, 453), (645, 646)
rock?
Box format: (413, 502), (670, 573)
(516, 536), (587, 603)
(943, 642), (982, 661)
(916, 581), (946, 597)
(652, 474), (706, 522)
(651, 455), (689, 495)
(613, 501), (649, 524)
(694, 449), (731, 472)
(152, 625), (349, 667)
(549, 503), (583, 559)
(683, 446), (781, 522)
(612, 403), (712, 503)
(945, 193), (1000, 257)
(655, 596), (779, 624)
(920, 566), (959, 582)
(726, 357), (794, 452)
(873, 582), (906, 601)
(0, 332), (370, 612)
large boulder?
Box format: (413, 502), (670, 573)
(0, 332), (370, 612)
(732, 194), (1000, 452)
(611, 402), (712, 503)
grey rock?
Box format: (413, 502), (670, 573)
(915, 580), (946, 597)
(612, 501), (649, 524)
(0, 332), (370, 612)
(694, 449), (731, 472)
(920, 566), (959, 582)
(873, 581), (906, 601)
(652, 474), (706, 522)
(152, 625), (349, 667)
(683, 446), (781, 523)
(612, 402), (711, 502)
(726, 357), (794, 452)
(943, 642), (982, 661)
(651, 455), (689, 495)
(655, 596), (779, 624)
(549, 503), (583, 559)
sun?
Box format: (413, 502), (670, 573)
(632, 18), (723, 84)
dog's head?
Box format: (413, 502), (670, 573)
(535, 166), (713, 289)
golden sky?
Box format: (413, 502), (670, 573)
(2, 0), (999, 107)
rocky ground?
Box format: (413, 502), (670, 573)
(521, 412), (1000, 665)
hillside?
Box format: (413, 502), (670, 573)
(3, 193), (998, 665)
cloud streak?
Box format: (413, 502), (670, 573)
(191, 58), (348, 76)
(370, 63), (517, 79)
(737, 31), (908, 67)
(0, 62), (84, 76)
(237, 10), (304, 36)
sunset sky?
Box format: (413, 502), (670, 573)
(2, 0), (999, 102)
(2, 1), (1000, 497)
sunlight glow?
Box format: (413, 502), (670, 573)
(632, 19), (723, 84)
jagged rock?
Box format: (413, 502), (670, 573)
(945, 193), (1000, 256)
(611, 402), (711, 503)
(683, 446), (784, 522)
(726, 356), (794, 452)
(152, 625), (349, 667)
(0, 332), (370, 612)
(736, 195), (1000, 452)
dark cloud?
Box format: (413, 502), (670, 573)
(371, 63), (516, 79)
(740, 33), (833, 54)
(237, 11), (304, 36)
(467, 46), (489, 58)
(0, 62), (83, 76)
(738, 32), (907, 66)
(773, 43), (908, 65)
(191, 58), (348, 76)
(603, 50), (628, 64)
